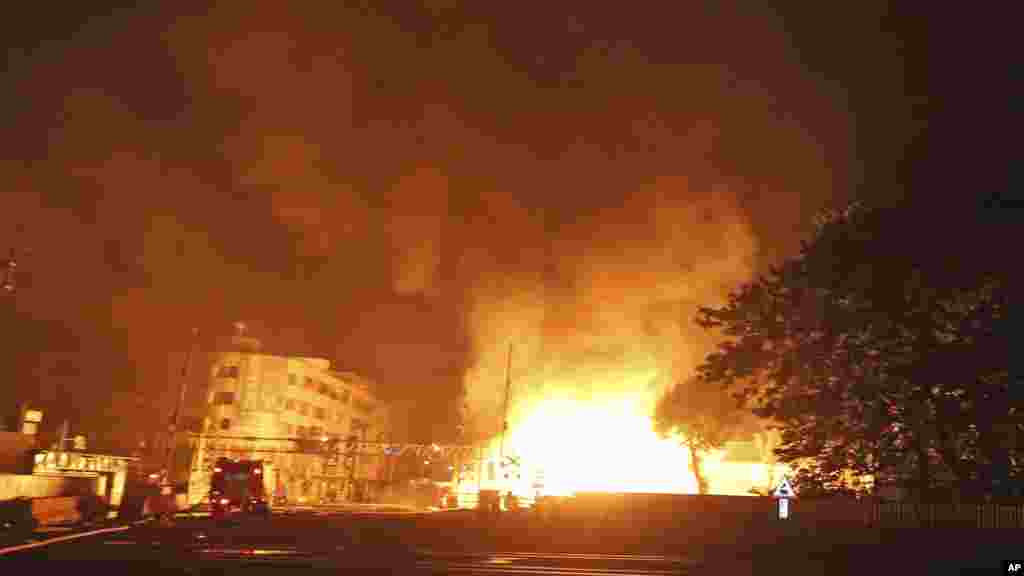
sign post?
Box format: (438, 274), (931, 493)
(773, 476), (795, 520)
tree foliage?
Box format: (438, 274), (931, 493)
(695, 197), (1018, 497)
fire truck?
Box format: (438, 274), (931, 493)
(209, 458), (272, 519)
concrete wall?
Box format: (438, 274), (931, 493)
(566, 492), (777, 524)
(555, 492), (878, 540)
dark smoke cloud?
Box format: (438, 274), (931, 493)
(1, 2), (855, 447)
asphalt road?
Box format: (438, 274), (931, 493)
(2, 508), (1022, 574)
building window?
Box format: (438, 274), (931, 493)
(340, 389), (351, 404)
(299, 402), (310, 416)
(285, 398), (296, 411)
(314, 407), (326, 420)
(297, 426), (307, 438)
(217, 365), (240, 379)
(212, 391), (235, 405)
(318, 381), (330, 396)
(220, 418), (231, 431)
(305, 376), (315, 390)
(288, 374), (297, 387)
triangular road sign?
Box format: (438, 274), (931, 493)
(773, 477), (795, 498)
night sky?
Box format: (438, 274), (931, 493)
(0, 2), (1012, 451)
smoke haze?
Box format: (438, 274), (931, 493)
(0, 2), (870, 447)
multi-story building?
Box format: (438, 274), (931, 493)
(186, 333), (392, 505)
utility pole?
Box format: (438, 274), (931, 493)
(2, 248), (17, 293)
(58, 419), (69, 451)
(499, 343), (512, 462)
(387, 433), (395, 497)
(2, 249), (17, 435)
(165, 328), (200, 485)
(359, 422), (368, 501)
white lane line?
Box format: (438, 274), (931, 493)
(0, 525), (133, 555)
(419, 552), (692, 563)
(414, 561), (680, 575)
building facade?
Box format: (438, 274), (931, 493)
(186, 335), (391, 505)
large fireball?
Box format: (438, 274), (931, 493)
(508, 397), (700, 496)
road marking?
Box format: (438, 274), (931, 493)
(0, 525), (132, 555)
(420, 552), (691, 563)
(414, 561), (681, 575)
(413, 551), (701, 575)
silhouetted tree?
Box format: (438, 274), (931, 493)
(695, 197), (1017, 497)
(655, 376), (749, 493)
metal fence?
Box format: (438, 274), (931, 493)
(443, 493), (1024, 529)
(868, 502), (1024, 528)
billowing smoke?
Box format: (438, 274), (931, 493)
(460, 179), (758, 440)
(3, 3), (845, 446)
(388, 167), (450, 297)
